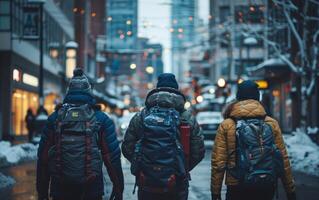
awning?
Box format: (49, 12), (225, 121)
(247, 58), (290, 78)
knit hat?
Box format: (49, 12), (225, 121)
(156, 73), (179, 89)
(236, 80), (260, 101)
(67, 68), (92, 94)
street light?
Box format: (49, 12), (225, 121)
(130, 63), (137, 70)
(196, 95), (204, 103)
(217, 78), (226, 88)
(146, 66), (154, 74)
(49, 42), (59, 59)
(65, 41), (78, 78)
(184, 101), (191, 109)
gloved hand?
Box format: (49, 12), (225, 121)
(211, 193), (221, 200)
(287, 192), (297, 200)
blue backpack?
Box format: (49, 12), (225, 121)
(229, 118), (284, 186)
(131, 107), (187, 192)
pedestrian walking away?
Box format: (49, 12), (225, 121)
(36, 68), (124, 200)
(122, 73), (205, 200)
(25, 108), (36, 142)
(211, 80), (297, 200)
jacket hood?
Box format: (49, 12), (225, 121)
(145, 87), (186, 112)
(63, 91), (96, 105)
(223, 99), (266, 119)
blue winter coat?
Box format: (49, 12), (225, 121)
(36, 91), (124, 199)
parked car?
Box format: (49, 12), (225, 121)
(196, 111), (223, 140)
(118, 112), (136, 141)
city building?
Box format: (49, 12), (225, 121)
(249, 0), (319, 132)
(209, 0), (266, 83)
(171, 0), (197, 82)
(106, 0), (138, 50)
(187, 20), (210, 79)
(56, 0), (124, 113)
(104, 0), (138, 78)
(0, 0), (74, 139)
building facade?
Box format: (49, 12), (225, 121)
(209, 0), (266, 83)
(105, 0), (138, 77)
(250, 0), (319, 133)
(106, 0), (137, 50)
(0, 0), (74, 139)
(171, 0), (197, 82)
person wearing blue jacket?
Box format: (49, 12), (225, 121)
(36, 68), (124, 200)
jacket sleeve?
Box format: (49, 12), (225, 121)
(268, 118), (295, 194)
(36, 112), (56, 198)
(211, 121), (228, 196)
(182, 111), (205, 171)
(98, 113), (124, 195)
(121, 113), (141, 162)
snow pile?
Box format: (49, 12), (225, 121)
(284, 130), (319, 177)
(307, 127), (319, 135)
(0, 172), (15, 189)
(0, 141), (38, 168)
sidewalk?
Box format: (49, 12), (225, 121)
(1, 157), (319, 200)
(0, 161), (37, 200)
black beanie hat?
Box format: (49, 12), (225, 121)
(156, 73), (179, 89)
(236, 80), (260, 101)
(67, 68), (92, 94)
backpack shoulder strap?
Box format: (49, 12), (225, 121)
(224, 117), (238, 170)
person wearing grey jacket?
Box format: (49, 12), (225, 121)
(122, 73), (205, 200)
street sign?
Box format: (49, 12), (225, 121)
(23, 6), (40, 40)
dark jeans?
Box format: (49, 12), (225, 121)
(28, 130), (34, 142)
(51, 182), (103, 200)
(226, 184), (275, 200)
(52, 195), (102, 200)
(138, 188), (188, 200)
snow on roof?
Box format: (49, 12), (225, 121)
(248, 58), (286, 72)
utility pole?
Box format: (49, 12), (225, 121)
(39, 3), (44, 105)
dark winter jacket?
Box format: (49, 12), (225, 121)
(25, 112), (35, 131)
(36, 91), (124, 199)
(122, 87), (205, 172)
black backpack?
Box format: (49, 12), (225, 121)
(229, 118), (284, 186)
(48, 104), (103, 184)
(131, 107), (187, 192)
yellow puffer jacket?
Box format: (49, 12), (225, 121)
(211, 100), (295, 196)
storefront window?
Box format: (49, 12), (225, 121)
(12, 89), (38, 135)
(44, 93), (61, 115)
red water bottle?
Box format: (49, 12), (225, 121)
(180, 123), (191, 173)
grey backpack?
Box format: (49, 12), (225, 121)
(229, 118), (284, 186)
(48, 104), (103, 184)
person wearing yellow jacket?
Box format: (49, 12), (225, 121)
(211, 80), (296, 200)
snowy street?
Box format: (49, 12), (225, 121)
(1, 0), (319, 199)
(1, 139), (319, 200)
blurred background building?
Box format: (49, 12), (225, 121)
(171, 0), (197, 82)
(0, 0), (74, 139)
(0, 0), (318, 141)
